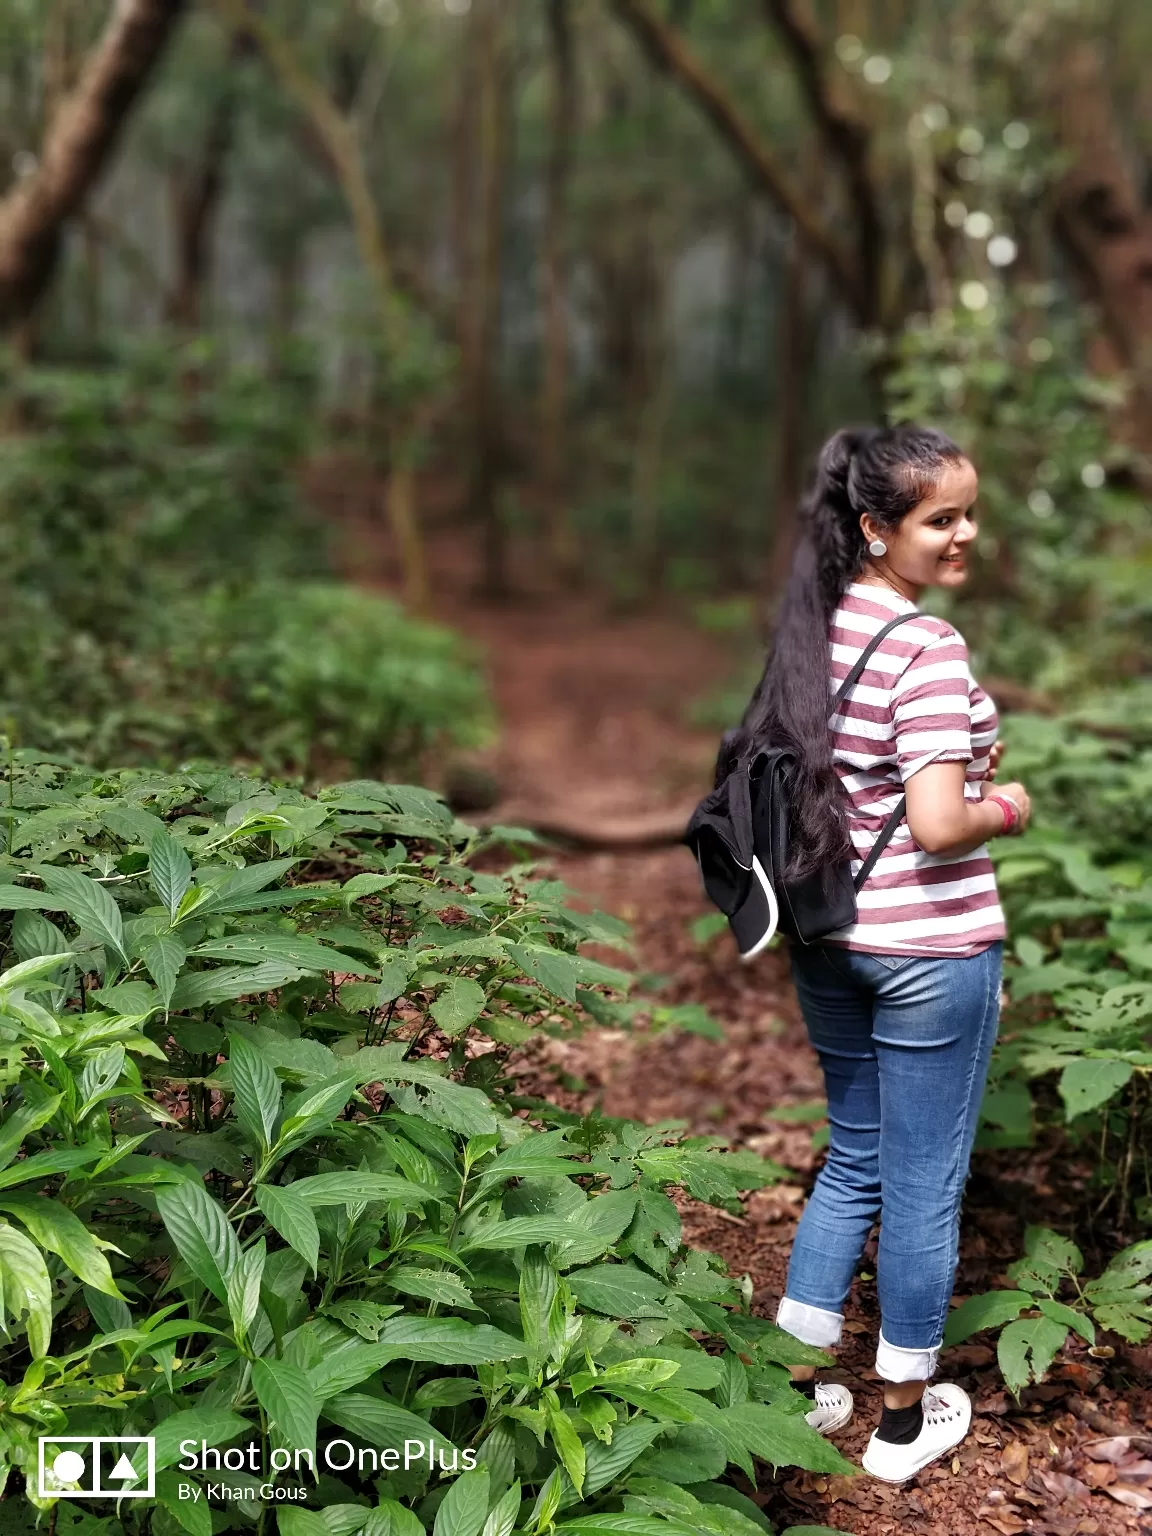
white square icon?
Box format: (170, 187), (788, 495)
(38, 1437), (156, 1499)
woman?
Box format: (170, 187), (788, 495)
(738, 425), (1031, 1482)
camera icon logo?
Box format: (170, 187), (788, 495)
(37, 1437), (156, 1499)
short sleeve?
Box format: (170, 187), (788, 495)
(891, 629), (973, 782)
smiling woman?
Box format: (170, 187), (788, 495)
(724, 423), (1037, 1483)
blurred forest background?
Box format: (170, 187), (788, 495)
(1, 5), (1152, 1531)
(0, 0), (1149, 772)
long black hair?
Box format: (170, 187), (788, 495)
(720, 424), (967, 877)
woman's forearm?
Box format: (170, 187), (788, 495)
(904, 761), (1011, 858)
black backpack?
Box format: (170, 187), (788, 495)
(684, 612), (917, 956)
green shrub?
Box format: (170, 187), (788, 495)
(0, 753), (848, 1532)
(0, 346), (489, 777)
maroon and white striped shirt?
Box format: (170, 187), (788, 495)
(826, 581), (1005, 958)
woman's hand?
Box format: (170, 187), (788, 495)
(981, 778), (1032, 834)
(985, 741), (1004, 780)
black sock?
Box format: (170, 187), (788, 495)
(875, 1400), (924, 1444)
(793, 1378), (818, 1399)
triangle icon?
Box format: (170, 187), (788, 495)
(110, 1453), (138, 1481)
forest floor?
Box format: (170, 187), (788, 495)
(326, 471), (1152, 1536)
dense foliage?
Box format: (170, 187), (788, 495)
(0, 754), (849, 1534)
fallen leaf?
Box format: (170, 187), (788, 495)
(1034, 1468), (1090, 1501)
(977, 1391), (1011, 1415)
(1081, 1461), (1117, 1488)
(1082, 1435), (1131, 1463)
(948, 1343), (996, 1367)
(841, 1319), (870, 1333)
(1117, 1458), (1152, 1482)
(982, 1515), (1029, 1535)
(1103, 1482), (1152, 1510)
(1001, 1439), (1030, 1485)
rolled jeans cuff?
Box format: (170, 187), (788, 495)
(876, 1332), (939, 1383)
(776, 1296), (842, 1349)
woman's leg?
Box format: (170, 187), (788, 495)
(777, 946), (883, 1356)
(869, 943), (1002, 1382)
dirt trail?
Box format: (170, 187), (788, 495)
(328, 491), (1151, 1536)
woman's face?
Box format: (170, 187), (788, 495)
(861, 457), (979, 591)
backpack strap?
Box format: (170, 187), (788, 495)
(831, 609), (920, 894)
(832, 610), (920, 708)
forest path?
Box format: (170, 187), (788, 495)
(323, 476), (1146, 1536)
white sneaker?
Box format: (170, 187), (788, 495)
(805, 1381), (854, 1435)
(861, 1383), (971, 1482)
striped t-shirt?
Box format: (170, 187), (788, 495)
(825, 581), (1006, 958)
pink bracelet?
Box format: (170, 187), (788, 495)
(987, 794), (1020, 835)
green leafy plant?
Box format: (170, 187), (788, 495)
(943, 1226), (1152, 1398)
(0, 753), (853, 1532)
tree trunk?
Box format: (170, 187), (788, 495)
(0, 0), (187, 329)
(539, 0), (577, 581)
(465, 0), (512, 598)
(764, 219), (810, 619)
(165, 65), (239, 330)
(218, 0), (430, 611)
(1051, 39), (1152, 448)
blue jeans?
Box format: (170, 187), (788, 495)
(776, 942), (1002, 1382)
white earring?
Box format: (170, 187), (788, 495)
(868, 539), (887, 557)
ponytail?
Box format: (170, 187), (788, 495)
(719, 423), (965, 878)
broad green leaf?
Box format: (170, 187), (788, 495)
(184, 858), (301, 918)
(156, 1179), (239, 1303)
(431, 976), (487, 1036)
(228, 1034), (282, 1152)
(942, 1290), (1032, 1347)
(0, 951), (77, 994)
(386, 1265), (476, 1309)
(520, 1247), (559, 1368)
(550, 1188), (638, 1268)
(1059, 1058), (1133, 1120)
(256, 1185), (320, 1275)
(548, 1403), (587, 1495)
(374, 1315), (526, 1364)
(225, 1238), (266, 1341)
(508, 944), (579, 1004)
(0, 1220), (52, 1356)
(151, 1408), (252, 1471)
(1022, 1226), (1083, 1275)
(686, 1484), (773, 1533)
(1037, 1297), (1095, 1345)
(580, 1420), (665, 1498)
(0, 886), (67, 911)
(433, 1466), (490, 1536)
(321, 1392), (459, 1458)
(155, 1468), (212, 1536)
(0, 1194), (122, 1297)
(720, 1401), (856, 1475)
(252, 1357), (319, 1456)
(567, 1263), (669, 1319)
(289, 1171), (432, 1209)
(170, 960), (308, 1010)
(633, 1423), (728, 1484)
(480, 1480), (522, 1536)
(139, 934), (188, 1010)
(40, 866), (127, 964)
(466, 1215), (590, 1250)
(997, 1315), (1068, 1397)
(0, 1096), (63, 1173)
(0, 1146), (105, 1189)
(150, 830), (193, 920)
(194, 933), (377, 975)
(364, 1503), (426, 1536)
(556, 1522), (697, 1536)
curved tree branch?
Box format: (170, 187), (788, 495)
(0, 0), (187, 327)
(609, 0), (863, 319)
(761, 0), (884, 327)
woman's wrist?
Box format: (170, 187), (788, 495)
(986, 793), (1020, 836)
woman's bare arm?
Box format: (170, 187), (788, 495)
(904, 761), (1029, 858)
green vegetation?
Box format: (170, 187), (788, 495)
(0, 349), (489, 776)
(0, 754), (846, 1531)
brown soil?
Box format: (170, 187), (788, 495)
(328, 484), (1152, 1536)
